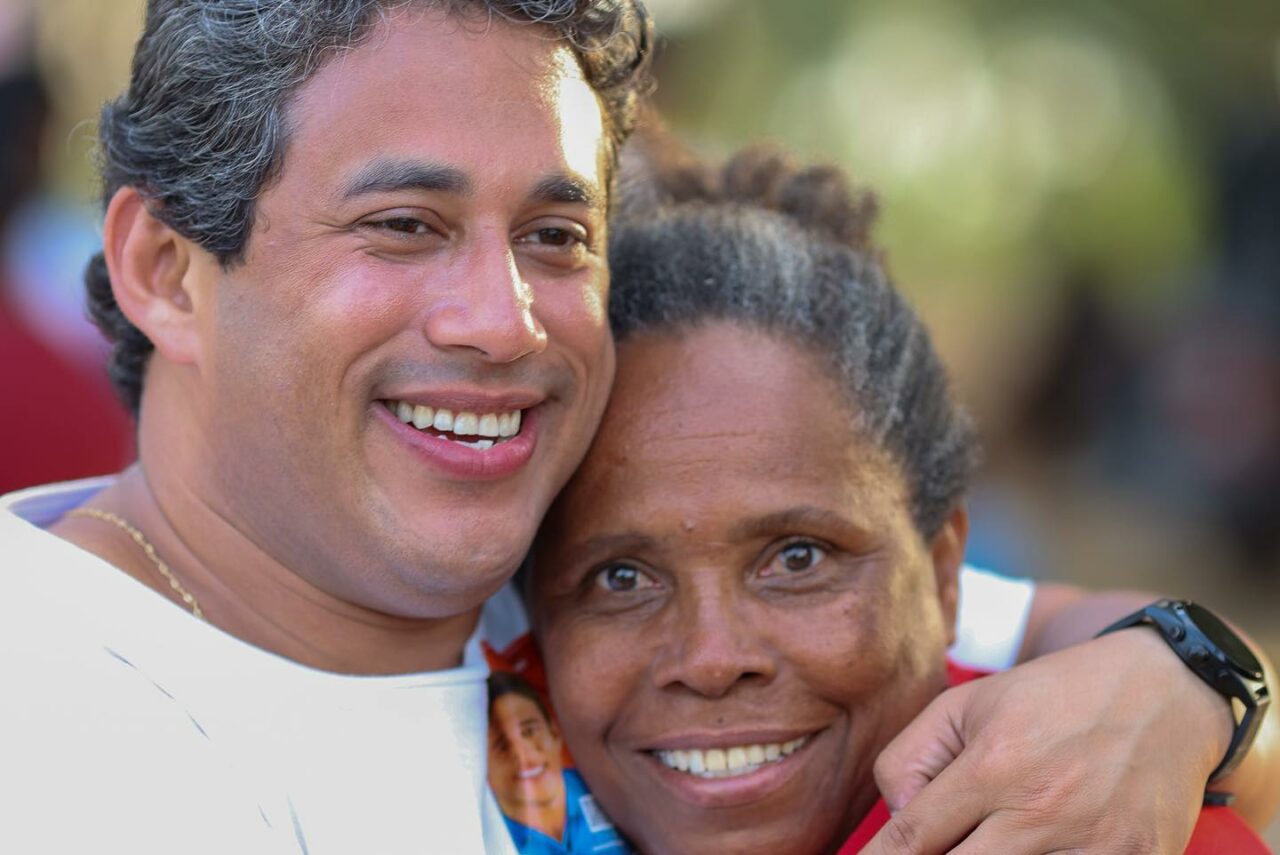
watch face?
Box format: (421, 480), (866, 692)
(1184, 602), (1264, 679)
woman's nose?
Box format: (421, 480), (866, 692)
(651, 585), (776, 698)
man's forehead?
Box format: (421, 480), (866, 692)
(281, 9), (609, 202)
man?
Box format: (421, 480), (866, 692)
(1, 1), (650, 852)
(2, 2), (1273, 853)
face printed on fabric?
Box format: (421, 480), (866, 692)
(182, 9), (614, 617)
(531, 324), (961, 855)
(488, 689), (568, 839)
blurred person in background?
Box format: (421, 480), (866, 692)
(0, 60), (132, 493)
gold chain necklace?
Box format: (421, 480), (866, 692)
(67, 508), (205, 620)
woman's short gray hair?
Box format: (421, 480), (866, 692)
(608, 146), (980, 538)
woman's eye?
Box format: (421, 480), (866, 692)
(771, 542), (827, 575)
(594, 563), (655, 593)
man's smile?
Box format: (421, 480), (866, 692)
(384, 399), (525, 450)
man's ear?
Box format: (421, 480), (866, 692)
(928, 504), (968, 648)
(102, 186), (204, 365)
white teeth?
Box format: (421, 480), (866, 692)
(655, 737), (809, 779)
(454, 438), (494, 451)
(388, 400), (524, 444)
(453, 412), (479, 435)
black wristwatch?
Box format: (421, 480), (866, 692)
(1098, 599), (1270, 782)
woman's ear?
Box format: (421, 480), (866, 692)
(102, 186), (203, 366)
(928, 504), (969, 648)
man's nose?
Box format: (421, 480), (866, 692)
(421, 233), (548, 363)
(512, 737), (543, 772)
(650, 585), (776, 698)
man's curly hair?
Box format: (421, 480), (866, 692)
(87, 0), (653, 414)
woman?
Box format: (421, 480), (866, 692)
(514, 149), (1274, 853)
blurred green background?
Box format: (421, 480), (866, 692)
(3, 0), (1278, 843)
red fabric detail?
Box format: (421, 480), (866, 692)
(835, 799), (891, 854)
(0, 302), (133, 493)
(945, 660), (992, 686)
(483, 633), (550, 696)
(1183, 806), (1271, 854)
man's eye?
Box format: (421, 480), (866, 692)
(594, 563), (655, 593)
(530, 227), (577, 246)
(374, 217), (430, 235)
(517, 223), (590, 251)
(770, 542), (827, 575)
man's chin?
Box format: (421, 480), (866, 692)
(365, 562), (516, 620)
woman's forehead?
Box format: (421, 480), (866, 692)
(546, 324), (910, 542)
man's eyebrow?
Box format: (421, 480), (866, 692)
(339, 159), (471, 200)
(530, 173), (604, 211)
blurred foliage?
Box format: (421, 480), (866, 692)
(648, 0), (1279, 312)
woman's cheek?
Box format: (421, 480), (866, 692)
(546, 622), (627, 734)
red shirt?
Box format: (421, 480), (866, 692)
(0, 300), (133, 493)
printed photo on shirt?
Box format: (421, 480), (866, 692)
(486, 640), (631, 854)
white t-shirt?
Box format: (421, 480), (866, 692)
(0, 478), (1032, 854)
(0, 478), (522, 855)
(950, 564), (1035, 671)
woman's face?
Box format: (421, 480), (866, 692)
(531, 324), (965, 855)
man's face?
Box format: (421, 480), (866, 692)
(488, 693), (567, 823)
(187, 9), (613, 617)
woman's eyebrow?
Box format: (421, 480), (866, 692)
(729, 506), (870, 541)
(555, 531), (657, 565)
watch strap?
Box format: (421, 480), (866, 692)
(1098, 599), (1269, 783)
